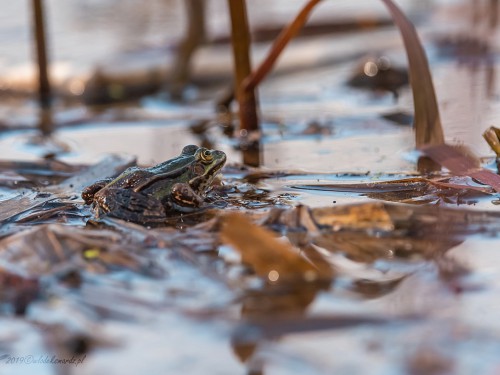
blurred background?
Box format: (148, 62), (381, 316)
(0, 0), (497, 168)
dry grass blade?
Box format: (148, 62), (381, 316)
(221, 213), (332, 283)
(380, 0), (444, 147)
(421, 144), (500, 192)
(242, 0), (322, 93)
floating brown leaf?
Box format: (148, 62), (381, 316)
(221, 213), (332, 283)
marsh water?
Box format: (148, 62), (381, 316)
(1, 1), (500, 374)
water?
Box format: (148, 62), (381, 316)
(1, 0), (500, 374)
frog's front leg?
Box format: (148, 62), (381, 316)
(82, 178), (113, 204)
(169, 182), (205, 212)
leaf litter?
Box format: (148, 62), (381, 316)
(1, 145), (499, 372)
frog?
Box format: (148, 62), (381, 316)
(82, 145), (226, 225)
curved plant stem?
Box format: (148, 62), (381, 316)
(242, 0), (323, 93)
(242, 0), (444, 150)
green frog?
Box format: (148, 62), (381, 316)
(82, 145), (226, 225)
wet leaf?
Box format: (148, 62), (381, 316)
(0, 224), (162, 277)
(221, 213), (332, 283)
(293, 175), (495, 205)
(421, 144), (500, 193)
(0, 159), (84, 186)
(0, 155), (135, 224)
(46, 154), (135, 194)
(293, 178), (430, 194)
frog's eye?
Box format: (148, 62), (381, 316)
(200, 149), (213, 162)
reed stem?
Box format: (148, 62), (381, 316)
(31, 0), (53, 135)
(227, 0), (259, 134)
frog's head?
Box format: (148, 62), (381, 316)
(187, 147), (226, 194)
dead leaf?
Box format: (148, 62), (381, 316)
(221, 213), (332, 283)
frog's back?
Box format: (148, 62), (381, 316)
(146, 154), (194, 175)
(104, 166), (155, 190)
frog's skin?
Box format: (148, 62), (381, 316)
(82, 145), (226, 224)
